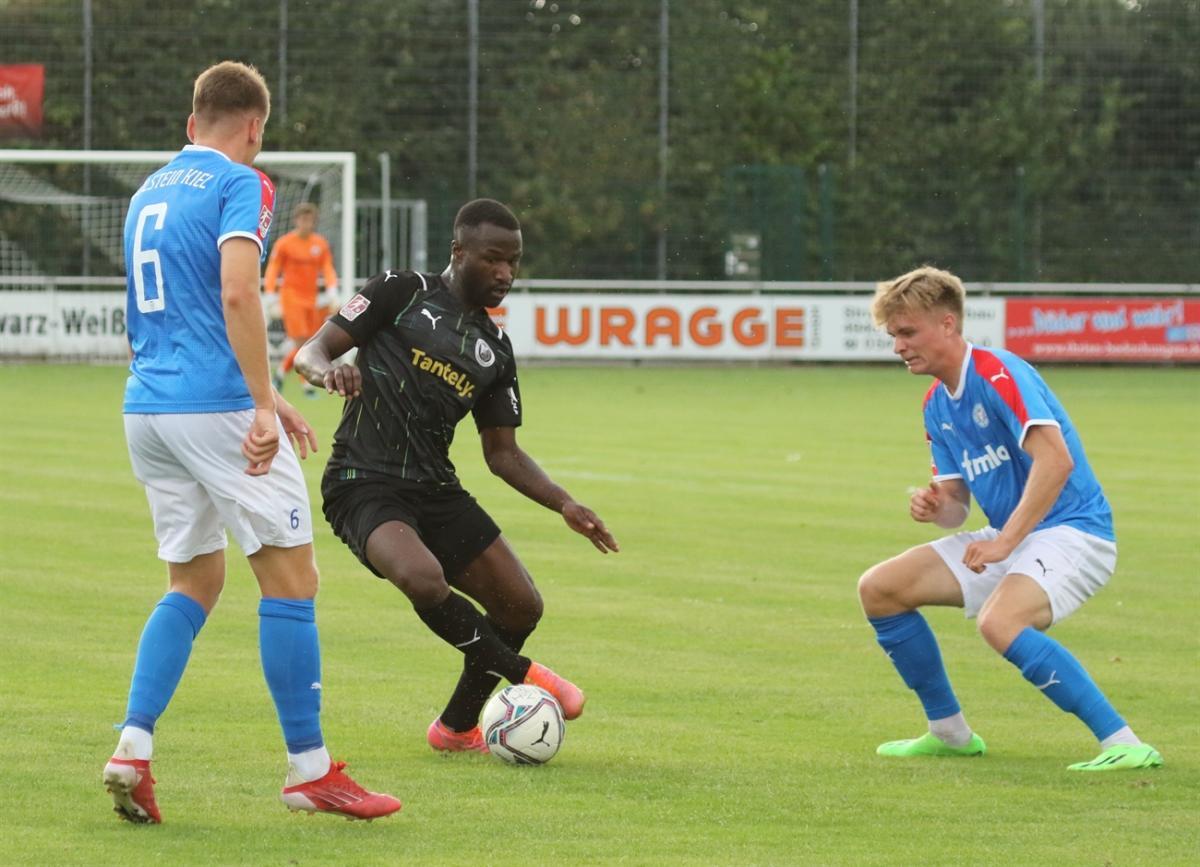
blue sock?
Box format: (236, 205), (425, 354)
(123, 592), (208, 733)
(258, 597), (324, 753)
(1003, 627), (1125, 741)
(869, 611), (961, 720)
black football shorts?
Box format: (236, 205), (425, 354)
(322, 474), (501, 581)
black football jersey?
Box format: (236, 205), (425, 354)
(323, 270), (522, 486)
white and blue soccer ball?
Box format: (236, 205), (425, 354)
(481, 684), (565, 765)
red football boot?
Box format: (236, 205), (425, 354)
(280, 762), (402, 820)
(103, 757), (162, 824)
(524, 662), (586, 720)
(427, 718), (488, 753)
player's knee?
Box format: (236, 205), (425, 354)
(976, 608), (1020, 654)
(857, 565), (897, 616)
(386, 562), (448, 607)
(488, 588), (543, 633)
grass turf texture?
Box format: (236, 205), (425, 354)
(0, 363), (1196, 865)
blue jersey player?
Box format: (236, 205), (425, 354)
(105, 61), (400, 823)
(857, 266), (1161, 771)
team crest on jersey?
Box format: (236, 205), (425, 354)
(340, 293), (371, 321)
(972, 402), (990, 428)
(475, 338), (496, 368)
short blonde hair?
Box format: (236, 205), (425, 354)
(871, 266), (966, 331)
(293, 202), (319, 220)
(193, 61), (270, 125)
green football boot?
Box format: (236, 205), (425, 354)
(1067, 743), (1163, 772)
(876, 731), (987, 758)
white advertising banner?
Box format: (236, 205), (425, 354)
(492, 294), (1006, 360)
(0, 290), (1006, 362)
(0, 291), (128, 358)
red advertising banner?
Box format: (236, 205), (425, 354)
(1006, 297), (1200, 363)
(0, 64), (45, 137)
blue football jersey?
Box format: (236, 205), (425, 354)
(123, 145), (276, 413)
(923, 345), (1114, 541)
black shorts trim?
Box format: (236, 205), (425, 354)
(321, 474), (501, 581)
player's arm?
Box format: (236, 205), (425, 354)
(318, 242), (339, 303)
(480, 426), (619, 554)
(962, 424), (1073, 573)
(262, 241), (282, 293)
(221, 236), (279, 475)
(910, 477), (970, 528)
(294, 319), (362, 398)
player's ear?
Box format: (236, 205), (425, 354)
(186, 114), (197, 143)
(248, 115), (264, 146)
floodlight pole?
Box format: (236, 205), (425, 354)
(82, 0), (94, 277)
(467, 0), (479, 200)
(656, 0), (669, 280)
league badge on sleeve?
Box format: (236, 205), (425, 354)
(340, 294), (371, 321)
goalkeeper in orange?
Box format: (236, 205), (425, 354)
(263, 202), (339, 395)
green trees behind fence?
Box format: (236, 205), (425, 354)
(2, 0), (1197, 283)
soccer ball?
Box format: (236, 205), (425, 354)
(481, 684), (565, 765)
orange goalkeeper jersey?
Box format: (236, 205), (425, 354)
(263, 231), (338, 306)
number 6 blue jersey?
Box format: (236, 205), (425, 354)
(923, 345), (1114, 541)
(122, 144), (276, 413)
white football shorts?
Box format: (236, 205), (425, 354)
(931, 524), (1117, 624)
(124, 410), (313, 562)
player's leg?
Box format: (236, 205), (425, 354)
(248, 542), (402, 817)
(365, 521), (535, 687)
(273, 303), (305, 389)
(858, 540), (985, 756)
(982, 530), (1162, 771)
(184, 410), (400, 817)
(433, 537), (545, 742)
(106, 414), (228, 823)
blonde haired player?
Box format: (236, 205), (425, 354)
(857, 265), (1161, 771)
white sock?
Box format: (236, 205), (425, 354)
(286, 745), (331, 785)
(928, 712), (973, 748)
(114, 725), (153, 761)
(1100, 725), (1141, 750)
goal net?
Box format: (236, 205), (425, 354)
(0, 148), (354, 359)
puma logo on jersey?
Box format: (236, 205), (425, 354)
(959, 444), (1012, 482)
(421, 308), (442, 329)
(409, 348), (476, 398)
(384, 269), (398, 281)
(989, 371), (1010, 383)
(941, 422), (954, 432)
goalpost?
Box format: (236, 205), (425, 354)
(0, 148), (354, 360)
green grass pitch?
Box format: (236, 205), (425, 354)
(0, 363), (1197, 865)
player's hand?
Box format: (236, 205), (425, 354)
(962, 537), (1016, 574)
(322, 363), (362, 398)
(909, 479), (944, 523)
(262, 292), (282, 320)
(276, 396), (318, 459)
(243, 407), (281, 476)
(561, 501), (619, 554)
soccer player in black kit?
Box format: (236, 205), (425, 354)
(295, 199), (618, 752)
